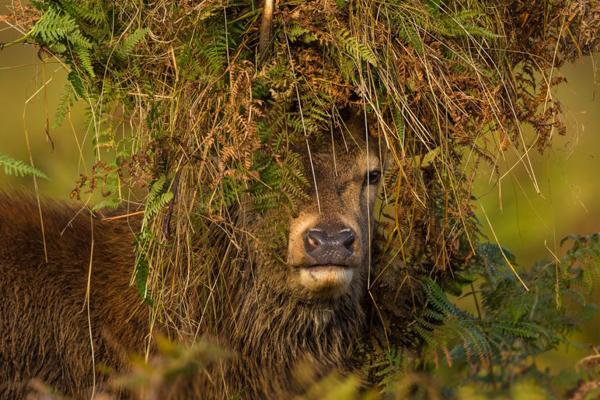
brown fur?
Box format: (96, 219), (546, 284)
(0, 195), (149, 398)
(0, 120), (384, 399)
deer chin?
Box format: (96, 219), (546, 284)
(297, 265), (354, 297)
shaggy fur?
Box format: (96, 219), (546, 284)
(0, 194), (149, 398)
(221, 272), (366, 398)
(0, 122), (383, 399)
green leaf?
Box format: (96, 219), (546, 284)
(0, 154), (48, 179)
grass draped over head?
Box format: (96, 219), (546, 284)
(4, 0), (600, 395)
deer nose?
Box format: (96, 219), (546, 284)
(304, 227), (356, 265)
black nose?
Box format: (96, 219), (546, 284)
(304, 227), (356, 265)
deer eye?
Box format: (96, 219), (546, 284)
(364, 170), (381, 185)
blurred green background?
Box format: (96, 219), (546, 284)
(1, 7), (89, 198)
(469, 57), (600, 369)
(1, 2), (599, 374)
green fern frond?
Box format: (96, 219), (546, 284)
(337, 28), (378, 66)
(0, 154), (48, 179)
(53, 70), (86, 129)
(287, 24), (317, 44)
(419, 278), (494, 366)
(58, 0), (107, 25)
(287, 25), (309, 42)
(116, 28), (149, 58)
(75, 46), (94, 77)
(30, 7), (78, 43)
(397, 21), (425, 54)
(199, 27), (229, 76)
(144, 175), (174, 221)
(53, 83), (76, 129)
(67, 70), (85, 96)
(29, 6), (95, 76)
(31, 6), (92, 49)
(134, 249), (152, 302)
(92, 197), (121, 211)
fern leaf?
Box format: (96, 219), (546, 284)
(143, 175), (174, 221)
(30, 7), (91, 48)
(53, 84), (75, 129)
(337, 28), (378, 66)
(59, 0), (107, 25)
(29, 5), (95, 76)
(92, 197), (121, 211)
(75, 46), (95, 77)
(116, 28), (149, 58)
(0, 154), (48, 179)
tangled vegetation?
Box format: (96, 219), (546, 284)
(2, 0), (600, 398)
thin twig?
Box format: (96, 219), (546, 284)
(259, 0), (274, 58)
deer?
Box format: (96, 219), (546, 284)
(0, 115), (386, 399)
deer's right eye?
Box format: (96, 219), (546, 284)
(364, 170), (381, 185)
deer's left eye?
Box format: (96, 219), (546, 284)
(365, 170), (381, 185)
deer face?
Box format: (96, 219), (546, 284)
(253, 115), (382, 299)
(285, 142), (382, 300)
(245, 114), (385, 304)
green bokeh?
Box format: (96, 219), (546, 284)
(472, 56), (600, 370)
